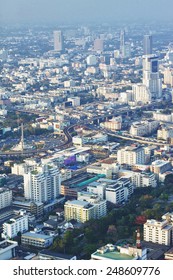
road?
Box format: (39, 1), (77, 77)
(0, 102), (166, 157)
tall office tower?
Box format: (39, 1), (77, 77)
(94, 38), (104, 52)
(142, 55), (162, 99)
(54, 30), (63, 52)
(24, 164), (61, 203)
(143, 35), (152, 55)
(120, 30), (125, 57)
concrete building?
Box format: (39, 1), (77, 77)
(129, 120), (159, 137)
(38, 250), (77, 260)
(2, 210), (28, 239)
(153, 111), (173, 122)
(143, 55), (162, 99)
(0, 240), (18, 260)
(94, 38), (104, 52)
(91, 243), (147, 260)
(64, 195), (107, 223)
(21, 232), (53, 248)
(131, 171), (157, 188)
(105, 177), (134, 204)
(24, 164), (61, 203)
(103, 116), (122, 131)
(86, 55), (97, 66)
(157, 126), (173, 140)
(87, 165), (112, 179)
(143, 219), (173, 246)
(132, 83), (151, 104)
(143, 35), (152, 55)
(150, 160), (172, 175)
(54, 30), (63, 52)
(0, 188), (12, 210)
(163, 68), (173, 87)
(12, 200), (44, 217)
(117, 146), (145, 166)
(67, 97), (80, 107)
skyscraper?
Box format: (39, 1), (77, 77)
(120, 30), (125, 54)
(142, 55), (162, 99)
(54, 30), (63, 52)
(24, 164), (61, 203)
(94, 38), (104, 52)
(143, 35), (152, 55)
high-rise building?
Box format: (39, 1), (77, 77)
(94, 38), (104, 52)
(142, 55), (162, 99)
(132, 84), (151, 104)
(143, 35), (152, 55)
(117, 146), (146, 166)
(24, 164), (61, 203)
(120, 30), (125, 56)
(54, 30), (63, 52)
(0, 188), (12, 210)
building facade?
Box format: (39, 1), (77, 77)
(117, 146), (145, 166)
(0, 188), (12, 210)
(24, 164), (61, 203)
(2, 211), (28, 239)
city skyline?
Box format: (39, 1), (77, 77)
(1, 0), (173, 25)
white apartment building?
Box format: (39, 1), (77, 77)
(11, 162), (37, 176)
(105, 177), (134, 204)
(67, 97), (80, 107)
(163, 68), (173, 87)
(143, 219), (173, 246)
(2, 211), (28, 239)
(87, 182), (108, 200)
(129, 120), (159, 137)
(117, 146), (145, 166)
(153, 111), (173, 122)
(132, 83), (151, 104)
(131, 172), (157, 188)
(86, 55), (97, 66)
(0, 188), (12, 210)
(24, 164), (61, 203)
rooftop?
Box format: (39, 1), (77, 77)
(92, 245), (135, 260)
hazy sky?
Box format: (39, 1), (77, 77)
(0, 0), (173, 24)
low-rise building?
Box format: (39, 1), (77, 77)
(91, 243), (147, 260)
(21, 232), (53, 248)
(0, 240), (18, 260)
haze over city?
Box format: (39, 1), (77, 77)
(1, 0), (173, 24)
